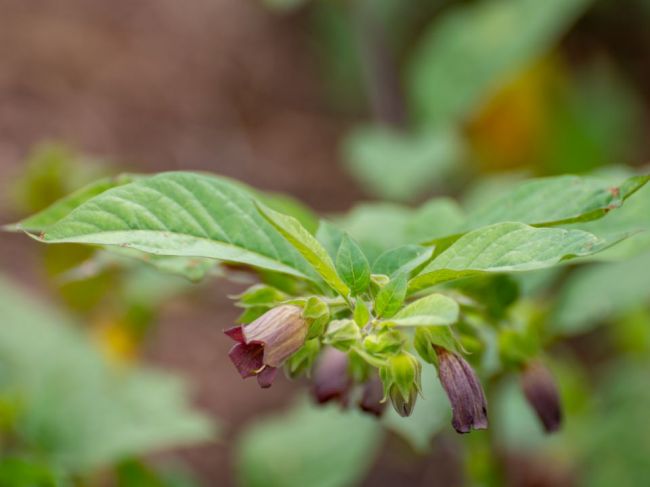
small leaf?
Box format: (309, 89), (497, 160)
(386, 294), (459, 327)
(234, 284), (289, 307)
(258, 204), (350, 297)
(374, 274), (408, 319)
(372, 245), (434, 277)
(335, 234), (371, 295)
(410, 222), (618, 292)
(315, 220), (345, 260)
(353, 299), (370, 327)
(414, 327), (459, 363)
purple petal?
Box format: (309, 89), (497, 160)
(436, 347), (488, 434)
(224, 326), (245, 343)
(243, 305), (307, 367)
(521, 361), (562, 433)
(256, 366), (278, 389)
(228, 342), (264, 378)
(358, 375), (386, 418)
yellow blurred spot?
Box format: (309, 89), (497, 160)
(93, 318), (138, 364)
(467, 58), (558, 171)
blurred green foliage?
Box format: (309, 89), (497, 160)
(0, 276), (215, 483)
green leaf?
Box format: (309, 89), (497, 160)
(343, 126), (464, 202)
(236, 401), (382, 487)
(7, 174), (137, 232)
(353, 299), (371, 327)
(258, 203), (350, 296)
(374, 274), (408, 319)
(315, 220), (345, 260)
(233, 284), (289, 307)
(408, 0), (593, 126)
(335, 234), (371, 295)
(415, 327), (459, 362)
(386, 294), (459, 327)
(372, 245), (434, 277)
(334, 203), (413, 262)
(0, 276), (215, 473)
(410, 222), (616, 292)
(29, 172), (319, 282)
(462, 174), (650, 231)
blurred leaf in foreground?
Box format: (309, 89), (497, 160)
(236, 400), (382, 487)
(0, 276), (215, 474)
(343, 126), (464, 202)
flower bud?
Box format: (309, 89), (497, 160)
(358, 374), (386, 418)
(380, 353), (421, 417)
(324, 319), (361, 351)
(224, 305), (307, 388)
(435, 346), (488, 434)
(311, 347), (352, 406)
(520, 361), (562, 433)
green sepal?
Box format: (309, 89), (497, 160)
(303, 296), (330, 339)
(324, 319), (361, 351)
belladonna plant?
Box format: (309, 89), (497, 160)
(6, 170), (650, 434)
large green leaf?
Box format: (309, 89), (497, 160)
(7, 174), (137, 232)
(28, 172), (319, 282)
(0, 276), (214, 473)
(461, 174), (649, 230)
(258, 204), (349, 296)
(236, 400), (382, 487)
(386, 293), (459, 327)
(409, 222), (615, 292)
(408, 0), (593, 126)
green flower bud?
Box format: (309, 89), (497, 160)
(380, 353), (422, 417)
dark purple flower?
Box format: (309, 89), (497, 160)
(311, 347), (352, 406)
(358, 374), (386, 418)
(521, 361), (562, 433)
(435, 346), (488, 434)
(225, 305), (306, 388)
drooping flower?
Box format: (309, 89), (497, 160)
(225, 305), (307, 388)
(311, 347), (352, 406)
(358, 374), (386, 418)
(435, 346), (488, 434)
(520, 361), (562, 433)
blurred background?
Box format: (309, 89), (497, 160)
(1, 0), (649, 485)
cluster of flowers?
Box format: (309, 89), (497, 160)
(225, 304), (561, 434)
